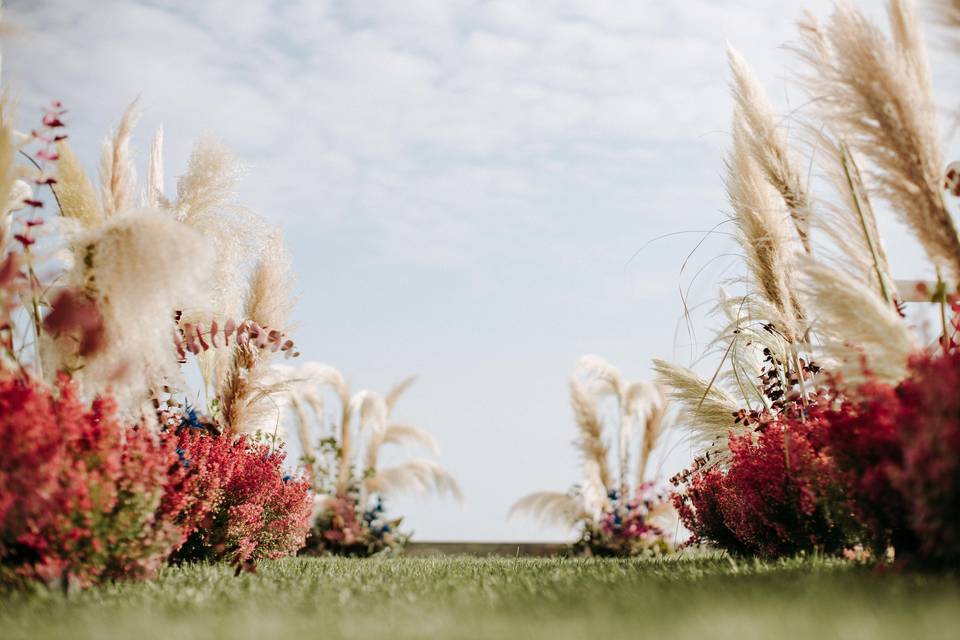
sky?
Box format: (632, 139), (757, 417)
(3, 0), (956, 541)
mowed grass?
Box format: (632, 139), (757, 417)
(1, 555), (958, 640)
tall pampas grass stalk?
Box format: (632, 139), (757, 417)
(363, 459), (462, 501)
(98, 101), (138, 217)
(356, 379), (460, 502)
(726, 112), (805, 341)
(219, 230), (295, 435)
(274, 362), (351, 493)
(174, 136), (243, 224)
(144, 127), (165, 208)
(727, 45), (812, 253)
(569, 375), (612, 493)
(169, 137), (259, 390)
(574, 355), (666, 496)
(55, 141), (103, 229)
(635, 382), (667, 487)
(795, 1), (960, 279)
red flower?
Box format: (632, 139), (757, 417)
(0, 375), (183, 588)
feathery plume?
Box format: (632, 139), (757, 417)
(385, 375), (417, 414)
(569, 375), (611, 490)
(173, 138), (259, 389)
(726, 113), (804, 340)
(381, 423), (441, 455)
(653, 359), (742, 462)
(727, 45), (812, 252)
(364, 459), (463, 502)
(800, 258), (917, 386)
(244, 229), (294, 332)
(575, 354), (625, 398)
(795, 3), (960, 279)
(0, 117), (17, 248)
(353, 390), (388, 471)
(508, 491), (584, 528)
(174, 136), (241, 224)
(60, 209), (212, 416)
(144, 126), (165, 208)
(274, 362), (352, 490)
(627, 381), (667, 485)
(290, 394), (317, 485)
(55, 141), (102, 228)
(804, 131), (897, 305)
(218, 230), (295, 434)
(933, 0), (960, 41)
(98, 101), (139, 216)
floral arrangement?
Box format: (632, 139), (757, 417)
(272, 363), (460, 556)
(659, 0), (960, 569)
(307, 494), (408, 557)
(0, 61), (312, 584)
(573, 483), (672, 557)
(511, 356), (673, 557)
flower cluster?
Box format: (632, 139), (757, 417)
(303, 494), (407, 557)
(0, 92), (312, 590)
(0, 375), (183, 589)
(674, 403), (851, 558)
(164, 417), (313, 568)
(675, 338), (960, 568)
(574, 485), (672, 557)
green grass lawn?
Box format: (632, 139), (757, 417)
(1, 555), (958, 640)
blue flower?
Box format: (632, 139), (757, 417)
(175, 446), (191, 468)
(181, 404), (205, 431)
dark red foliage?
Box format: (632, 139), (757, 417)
(0, 375), (182, 589)
(889, 349), (960, 566)
(679, 344), (960, 567)
(816, 347), (960, 566)
(673, 469), (751, 556)
(168, 430), (312, 566)
(675, 405), (850, 558)
(818, 383), (915, 556)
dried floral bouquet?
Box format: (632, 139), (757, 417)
(275, 363), (461, 556)
(659, 0), (960, 569)
(512, 356), (674, 557)
(0, 95), (313, 588)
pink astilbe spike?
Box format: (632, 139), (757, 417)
(184, 325), (200, 355)
(172, 317), (299, 367)
(268, 329), (281, 352)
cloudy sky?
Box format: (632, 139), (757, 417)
(4, 0), (956, 541)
